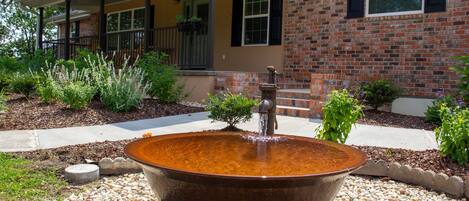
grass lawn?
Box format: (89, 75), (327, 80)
(0, 153), (66, 201)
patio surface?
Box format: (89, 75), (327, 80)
(0, 112), (438, 152)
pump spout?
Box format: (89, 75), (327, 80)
(259, 99), (273, 114)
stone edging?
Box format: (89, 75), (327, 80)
(353, 160), (468, 198)
(98, 157), (142, 175)
(98, 158), (469, 199)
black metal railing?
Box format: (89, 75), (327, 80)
(44, 26), (208, 69)
(44, 36), (100, 59)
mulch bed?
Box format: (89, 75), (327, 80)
(1, 94), (204, 131)
(358, 110), (437, 131)
(16, 134), (467, 180)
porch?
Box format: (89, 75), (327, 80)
(26, 0), (215, 70)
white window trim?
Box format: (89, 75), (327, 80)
(107, 7), (145, 34)
(242, 0), (270, 46)
(365, 0), (424, 17)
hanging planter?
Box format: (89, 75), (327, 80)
(176, 15), (203, 33)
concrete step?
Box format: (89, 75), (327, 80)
(277, 89), (311, 99)
(277, 83), (310, 89)
(276, 97), (310, 108)
(276, 105), (310, 118)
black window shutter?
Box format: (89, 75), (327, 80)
(231, 0), (243, 47)
(150, 5), (155, 29)
(346, 0), (364, 19)
(269, 0), (282, 45)
(425, 0), (446, 13)
(75, 21), (80, 38)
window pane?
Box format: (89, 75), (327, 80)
(133, 9), (145, 29)
(244, 17), (268, 45)
(120, 11), (132, 30)
(107, 34), (118, 51)
(120, 32), (131, 49)
(107, 13), (119, 32)
(369, 0), (422, 14)
(245, 0), (269, 16)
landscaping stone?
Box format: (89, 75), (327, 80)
(99, 157), (142, 175)
(65, 164), (100, 185)
(445, 176), (464, 197)
(433, 173), (449, 193)
(398, 165), (413, 184)
(422, 170), (436, 189)
(353, 160), (388, 177)
(465, 179), (469, 198)
(408, 167), (425, 185)
(388, 162), (403, 181)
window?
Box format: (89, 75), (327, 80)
(242, 0), (269, 46)
(366, 0), (424, 17)
(107, 8), (145, 33)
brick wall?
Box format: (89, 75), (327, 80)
(284, 0), (469, 98)
(58, 13), (99, 38)
(214, 71), (268, 96)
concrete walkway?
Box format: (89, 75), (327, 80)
(0, 112), (438, 152)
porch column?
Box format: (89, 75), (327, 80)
(99, 0), (107, 53)
(64, 0), (71, 60)
(37, 7), (44, 50)
(207, 0), (215, 70)
(144, 0), (151, 53)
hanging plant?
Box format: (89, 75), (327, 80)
(176, 15), (203, 32)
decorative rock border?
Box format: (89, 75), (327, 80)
(98, 157), (142, 175)
(98, 157), (468, 199)
(352, 160), (468, 199)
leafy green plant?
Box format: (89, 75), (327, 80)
(425, 96), (458, 125)
(137, 52), (186, 103)
(360, 80), (401, 110)
(22, 50), (55, 72)
(206, 92), (258, 129)
(0, 91), (7, 113)
(96, 59), (149, 112)
(435, 105), (469, 165)
(36, 78), (62, 104)
(451, 56), (469, 104)
(9, 73), (39, 98)
(61, 81), (96, 110)
(316, 90), (364, 144)
(0, 73), (11, 92)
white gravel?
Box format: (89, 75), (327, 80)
(65, 174), (466, 201)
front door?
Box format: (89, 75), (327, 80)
(179, 0), (209, 70)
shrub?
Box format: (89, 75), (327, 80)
(36, 78), (62, 104)
(97, 61), (149, 112)
(0, 91), (7, 113)
(0, 73), (11, 92)
(316, 90), (363, 144)
(9, 74), (39, 98)
(137, 52), (186, 103)
(360, 80), (401, 110)
(61, 81), (96, 110)
(451, 56), (469, 104)
(22, 50), (55, 72)
(206, 92), (258, 129)
(435, 105), (469, 165)
(425, 96), (458, 125)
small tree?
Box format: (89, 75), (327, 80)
(360, 80), (401, 110)
(316, 90), (363, 144)
(206, 92), (258, 130)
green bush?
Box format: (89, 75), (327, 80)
(0, 91), (7, 113)
(0, 73), (11, 92)
(435, 105), (468, 165)
(36, 78), (62, 104)
(451, 56), (469, 104)
(316, 90), (364, 144)
(425, 96), (458, 125)
(97, 61), (149, 112)
(22, 50), (55, 72)
(360, 80), (401, 110)
(137, 52), (186, 103)
(9, 74), (39, 98)
(206, 92), (258, 129)
(61, 81), (96, 110)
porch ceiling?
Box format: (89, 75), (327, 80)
(20, 0), (131, 11)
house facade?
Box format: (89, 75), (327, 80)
(22, 0), (468, 117)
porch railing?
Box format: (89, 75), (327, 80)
(44, 26), (208, 69)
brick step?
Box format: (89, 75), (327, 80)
(277, 89), (311, 99)
(276, 97), (310, 108)
(276, 105), (310, 118)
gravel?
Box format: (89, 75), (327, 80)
(65, 174), (465, 201)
